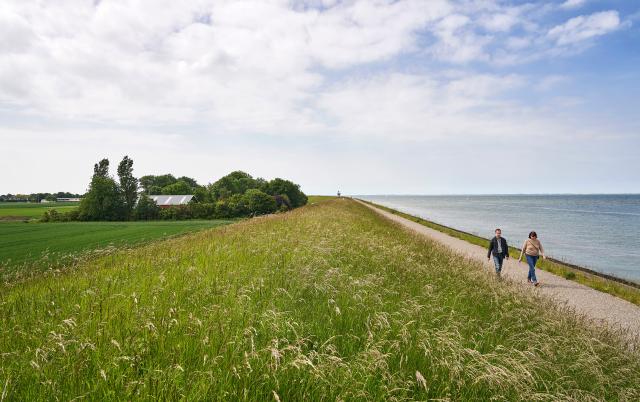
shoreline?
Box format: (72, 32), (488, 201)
(356, 198), (640, 305)
(367, 200), (639, 288)
(356, 198), (640, 341)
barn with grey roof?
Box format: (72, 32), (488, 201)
(149, 195), (194, 207)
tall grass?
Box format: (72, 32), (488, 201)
(361, 199), (640, 306)
(1, 199), (639, 400)
(0, 220), (235, 284)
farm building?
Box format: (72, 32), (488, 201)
(148, 195), (194, 208)
(57, 197), (82, 202)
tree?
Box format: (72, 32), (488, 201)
(117, 155), (138, 219)
(78, 176), (125, 221)
(193, 186), (212, 203)
(243, 189), (277, 216)
(135, 194), (160, 220)
(209, 171), (260, 200)
(78, 158), (126, 221)
(139, 175), (156, 194)
(161, 180), (192, 195)
(149, 185), (163, 195)
(139, 174), (177, 194)
(93, 158), (110, 178)
(177, 176), (199, 189)
(261, 178), (307, 208)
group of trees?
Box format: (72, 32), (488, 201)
(133, 170), (307, 221)
(139, 174), (200, 196)
(0, 192), (81, 203)
(74, 156), (139, 221)
(43, 157), (307, 222)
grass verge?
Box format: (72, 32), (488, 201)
(1, 198), (639, 400)
(359, 199), (640, 306)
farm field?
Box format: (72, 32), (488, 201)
(0, 198), (638, 400)
(0, 202), (78, 220)
(0, 220), (235, 283)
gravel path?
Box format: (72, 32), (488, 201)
(358, 200), (640, 343)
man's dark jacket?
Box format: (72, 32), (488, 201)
(487, 237), (509, 258)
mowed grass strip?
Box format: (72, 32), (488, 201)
(0, 220), (234, 283)
(0, 203), (78, 220)
(0, 199), (639, 400)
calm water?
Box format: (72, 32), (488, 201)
(358, 195), (640, 282)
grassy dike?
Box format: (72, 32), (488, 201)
(1, 198), (639, 400)
(360, 199), (640, 307)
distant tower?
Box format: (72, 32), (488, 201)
(337, 190), (341, 197)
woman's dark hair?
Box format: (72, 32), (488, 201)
(528, 231), (537, 239)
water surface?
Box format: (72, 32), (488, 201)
(358, 195), (640, 282)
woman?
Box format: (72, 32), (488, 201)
(519, 231), (545, 286)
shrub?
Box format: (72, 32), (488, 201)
(209, 171), (262, 200)
(135, 195), (160, 220)
(274, 194), (291, 211)
(41, 209), (81, 222)
(228, 194), (249, 217)
(214, 200), (233, 218)
(243, 189), (277, 216)
(159, 206), (193, 220)
(190, 203), (216, 219)
(261, 178), (307, 208)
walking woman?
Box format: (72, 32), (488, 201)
(519, 231), (545, 286)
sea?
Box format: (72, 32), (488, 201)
(357, 194), (640, 283)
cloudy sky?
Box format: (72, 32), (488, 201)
(1, 0), (638, 195)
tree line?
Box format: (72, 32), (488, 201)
(0, 192), (82, 203)
(42, 156), (307, 222)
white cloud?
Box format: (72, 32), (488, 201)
(479, 13), (519, 32)
(548, 11), (621, 45)
(560, 0), (587, 10)
(0, 0), (637, 194)
(0, 0), (452, 128)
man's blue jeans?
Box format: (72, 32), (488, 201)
(526, 255), (539, 283)
(492, 255), (504, 274)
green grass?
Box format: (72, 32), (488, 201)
(307, 195), (337, 204)
(0, 220), (234, 283)
(1, 199), (638, 400)
(361, 199), (640, 306)
(0, 202), (78, 220)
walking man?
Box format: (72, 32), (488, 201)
(487, 228), (509, 276)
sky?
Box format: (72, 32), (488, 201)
(1, 0), (639, 195)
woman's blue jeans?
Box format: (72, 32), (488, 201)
(526, 255), (539, 283)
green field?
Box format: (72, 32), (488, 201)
(0, 220), (234, 283)
(0, 202), (78, 220)
(0, 198), (638, 400)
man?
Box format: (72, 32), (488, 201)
(487, 228), (509, 276)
